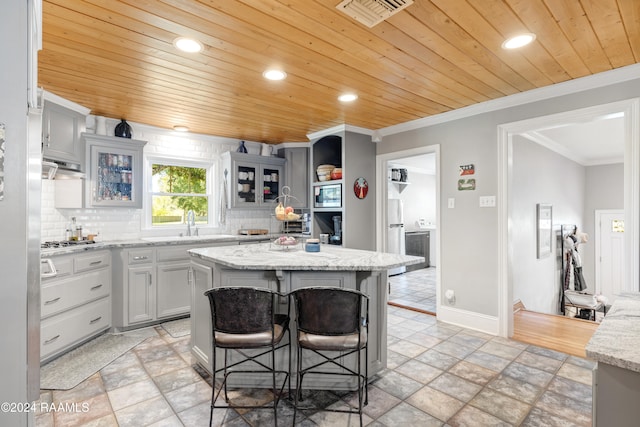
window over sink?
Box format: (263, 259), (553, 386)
(145, 157), (214, 228)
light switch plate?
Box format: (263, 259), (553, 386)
(479, 196), (496, 207)
(448, 198), (455, 209)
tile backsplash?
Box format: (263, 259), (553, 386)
(41, 118), (275, 242)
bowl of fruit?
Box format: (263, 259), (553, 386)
(275, 203), (300, 221)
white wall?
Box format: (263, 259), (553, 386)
(41, 118), (278, 241)
(511, 136), (585, 314)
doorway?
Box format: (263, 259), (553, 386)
(595, 209), (625, 304)
(376, 145), (440, 315)
(497, 98), (640, 337)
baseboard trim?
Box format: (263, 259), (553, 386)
(438, 306), (499, 336)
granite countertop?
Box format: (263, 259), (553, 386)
(188, 242), (424, 271)
(586, 293), (640, 373)
(40, 234), (272, 257)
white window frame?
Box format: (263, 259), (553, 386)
(143, 155), (215, 231)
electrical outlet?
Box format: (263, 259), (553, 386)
(448, 198), (455, 209)
(479, 196), (496, 207)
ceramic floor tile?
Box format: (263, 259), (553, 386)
(526, 345), (569, 362)
(566, 355), (596, 370)
(100, 363), (148, 391)
(448, 360), (498, 386)
(478, 341), (524, 360)
(153, 366), (204, 394)
(143, 354), (189, 377)
(414, 349), (460, 370)
(376, 401), (443, 427)
(546, 376), (592, 404)
(447, 333), (489, 349)
(387, 339), (428, 358)
(534, 390), (592, 427)
(486, 374), (542, 405)
(469, 388), (531, 425)
(403, 331), (442, 349)
(447, 405), (512, 427)
(432, 341), (476, 359)
(428, 372), (483, 403)
(164, 380), (212, 413)
(51, 373), (105, 403)
(394, 359), (442, 384)
(178, 401), (240, 427)
(146, 414), (184, 427)
(114, 395), (175, 427)
(521, 407), (584, 427)
(556, 363), (593, 386)
(106, 378), (161, 411)
(359, 385), (402, 419)
(516, 350), (564, 374)
(79, 413), (120, 427)
(502, 362), (554, 388)
(52, 393), (113, 426)
(465, 350), (512, 372)
(370, 370), (423, 400)
(406, 385), (465, 422)
(386, 349), (411, 369)
(135, 345), (178, 364)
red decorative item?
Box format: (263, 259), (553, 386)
(353, 177), (368, 199)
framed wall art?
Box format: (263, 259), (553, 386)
(536, 203), (552, 258)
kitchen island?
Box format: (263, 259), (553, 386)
(188, 242), (423, 390)
(586, 293), (640, 426)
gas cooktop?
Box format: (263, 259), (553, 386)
(41, 240), (98, 249)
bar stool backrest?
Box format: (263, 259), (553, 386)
(208, 287), (274, 335)
(293, 287), (362, 336)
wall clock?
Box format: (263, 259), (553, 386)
(354, 177), (368, 199)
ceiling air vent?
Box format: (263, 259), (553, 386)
(336, 0), (414, 28)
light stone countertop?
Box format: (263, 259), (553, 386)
(586, 293), (640, 373)
(40, 234), (272, 257)
(188, 242), (424, 271)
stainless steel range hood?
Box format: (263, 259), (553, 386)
(42, 158), (85, 179)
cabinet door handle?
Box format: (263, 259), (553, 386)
(133, 256), (148, 261)
(90, 284), (103, 291)
(44, 297), (61, 305)
(90, 260), (103, 266)
(89, 316), (102, 324)
(44, 335), (60, 345)
(148, 274), (152, 286)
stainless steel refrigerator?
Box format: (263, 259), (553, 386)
(387, 198), (406, 275)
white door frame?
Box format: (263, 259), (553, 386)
(376, 145), (440, 310)
(497, 98), (640, 337)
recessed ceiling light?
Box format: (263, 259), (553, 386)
(338, 93), (358, 103)
(263, 69), (287, 81)
(173, 37), (203, 53)
(173, 125), (189, 132)
(502, 33), (536, 49)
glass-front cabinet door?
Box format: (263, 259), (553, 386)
(84, 134), (147, 208)
(222, 151), (285, 209)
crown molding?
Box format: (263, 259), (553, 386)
(377, 62), (640, 138)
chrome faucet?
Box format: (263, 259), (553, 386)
(186, 210), (198, 236)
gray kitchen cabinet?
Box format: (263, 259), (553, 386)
(84, 133), (147, 208)
(113, 242), (236, 331)
(405, 231), (430, 271)
(279, 147), (309, 208)
(40, 250), (111, 363)
(222, 151), (285, 209)
(42, 100), (87, 167)
(189, 261), (214, 366)
(127, 265), (154, 324)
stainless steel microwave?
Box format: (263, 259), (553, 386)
(314, 184), (342, 208)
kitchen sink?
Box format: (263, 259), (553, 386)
(141, 234), (237, 243)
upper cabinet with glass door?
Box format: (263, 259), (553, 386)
(84, 133), (147, 208)
(222, 151), (285, 209)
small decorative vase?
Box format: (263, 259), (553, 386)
(237, 140), (248, 153)
(114, 119), (132, 138)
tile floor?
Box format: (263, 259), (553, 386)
(36, 301), (594, 426)
(388, 267), (437, 313)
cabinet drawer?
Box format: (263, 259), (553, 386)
(41, 256), (73, 281)
(40, 297), (111, 361)
(128, 249), (154, 264)
(41, 269), (111, 319)
(156, 246), (192, 262)
(75, 250), (110, 273)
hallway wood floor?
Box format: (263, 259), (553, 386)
(512, 308), (599, 358)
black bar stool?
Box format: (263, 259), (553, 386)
(204, 287), (291, 426)
(290, 286), (369, 426)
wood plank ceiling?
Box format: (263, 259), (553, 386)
(39, 0), (640, 144)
